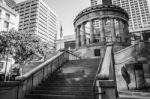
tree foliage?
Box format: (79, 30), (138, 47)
(0, 30), (50, 64)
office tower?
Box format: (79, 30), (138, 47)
(13, 0), (57, 50)
(4, 0), (16, 8)
(91, 0), (112, 6)
(113, 0), (150, 33)
(91, 0), (99, 6)
(90, 0), (150, 40)
(0, 0), (19, 31)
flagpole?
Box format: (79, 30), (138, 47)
(60, 24), (63, 39)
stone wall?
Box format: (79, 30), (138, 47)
(75, 45), (106, 59)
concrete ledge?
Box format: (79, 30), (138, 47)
(96, 80), (117, 99)
(0, 81), (19, 87)
(15, 52), (64, 81)
(97, 80), (116, 88)
(119, 90), (150, 98)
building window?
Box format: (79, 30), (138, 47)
(4, 21), (9, 30)
(5, 13), (10, 20)
(94, 49), (101, 56)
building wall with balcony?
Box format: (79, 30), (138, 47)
(13, 0), (57, 51)
(4, 0), (16, 8)
(0, 0), (19, 31)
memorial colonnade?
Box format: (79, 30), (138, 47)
(74, 5), (130, 48)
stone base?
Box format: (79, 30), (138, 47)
(74, 44), (106, 59)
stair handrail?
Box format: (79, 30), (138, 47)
(65, 50), (82, 59)
(114, 42), (139, 65)
(0, 50), (83, 99)
(93, 57), (103, 86)
(92, 57), (104, 98)
(60, 49), (82, 60)
(15, 52), (66, 81)
(14, 51), (69, 99)
(114, 44), (136, 55)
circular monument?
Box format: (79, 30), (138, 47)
(74, 4), (130, 48)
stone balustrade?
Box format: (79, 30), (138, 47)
(0, 50), (81, 99)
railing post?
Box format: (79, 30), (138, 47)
(58, 56), (59, 67)
(17, 83), (20, 99)
(31, 74), (34, 90)
(43, 68), (45, 81)
(51, 62), (53, 75)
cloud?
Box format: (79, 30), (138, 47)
(14, 0), (26, 3)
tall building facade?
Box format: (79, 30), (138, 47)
(0, 0), (19, 31)
(13, 0), (57, 50)
(90, 0), (150, 41)
(113, 0), (150, 32)
(4, 0), (16, 8)
(91, 0), (99, 6)
(91, 0), (112, 6)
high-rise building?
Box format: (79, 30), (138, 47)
(113, 0), (150, 32)
(91, 0), (112, 6)
(91, 0), (99, 6)
(13, 0), (57, 50)
(4, 0), (16, 8)
(0, 0), (19, 31)
(90, 0), (150, 40)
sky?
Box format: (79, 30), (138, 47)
(14, 0), (90, 37)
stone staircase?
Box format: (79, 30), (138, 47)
(24, 59), (100, 99)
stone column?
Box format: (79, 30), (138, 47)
(100, 19), (105, 42)
(126, 22), (131, 43)
(90, 20), (94, 43)
(75, 28), (78, 48)
(86, 38), (90, 45)
(122, 21), (126, 42)
(75, 26), (81, 48)
(118, 20), (125, 42)
(81, 23), (86, 46)
(124, 23), (126, 42)
(110, 18), (116, 42)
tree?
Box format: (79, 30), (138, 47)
(0, 30), (50, 66)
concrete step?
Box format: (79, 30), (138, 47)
(47, 78), (95, 82)
(39, 83), (93, 87)
(0, 87), (12, 93)
(36, 86), (93, 91)
(25, 94), (95, 99)
(44, 79), (94, 83)
(31, 90), (94, 96)
(46, 75), (95, 81)
(49, 73), (96, 78)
